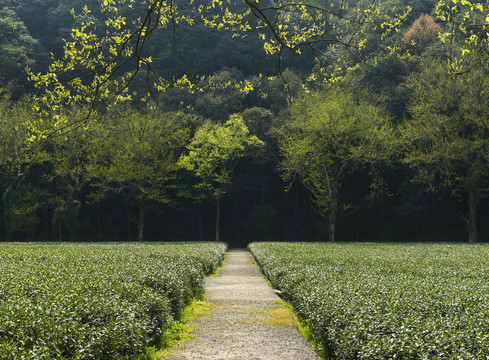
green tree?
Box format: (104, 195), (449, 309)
(0, 94), (46, 241)
(88, 107), (189, 241)
(276, 88), (392, 242)
(178, 114), (263, 242)
(0, 8), (38, 90)
(48, 108), (93, 241)
(403, 61), (489, 243)
(194, 69), (245, 122)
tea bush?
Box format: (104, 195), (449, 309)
(249, 242), (489, 359)
(0, 242), (226, 359)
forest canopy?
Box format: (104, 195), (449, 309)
(1, 0), (489, 245)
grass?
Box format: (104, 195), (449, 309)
(151, 300), (211, 359)
(282, 300), (327, 358)
(264, 301), (297, 327)
(208, 255), (227, 277)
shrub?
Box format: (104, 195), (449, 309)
(249, 242), (489, 359)
(0, 242), (226, 359)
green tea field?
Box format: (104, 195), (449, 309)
(0, 242), (226, 359)
(249, 242), (489, 359)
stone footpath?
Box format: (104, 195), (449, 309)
(164, 249), (321, 360)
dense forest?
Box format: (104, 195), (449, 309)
(1, 0), (489, 246)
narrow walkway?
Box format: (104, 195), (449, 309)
(165, 249), (321, 360)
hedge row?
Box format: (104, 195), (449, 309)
(249, 242), (489, 359)
(0, 242), (226, 359)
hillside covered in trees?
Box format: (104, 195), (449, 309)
(1, 0), (489, 246)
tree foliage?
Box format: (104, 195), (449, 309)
(179, 114), (263, 241)
(0, 94), (47, 241)
(0, 8), (38, 87)
(26, 0), (409, 130)
(87, 107), (189, 241)
(276, 87), (392, 242)
(436, 0), (489, 73)
(399, 13), (443, 55)
(1, 0), (489, 244)
(403, 61), (489, 243)
(48, 107), (97, 241)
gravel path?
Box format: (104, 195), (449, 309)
(164, 249), (321, 360)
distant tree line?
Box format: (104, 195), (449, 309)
(1, 0), (489, 245)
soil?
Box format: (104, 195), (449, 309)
(163, 249), (321, 360)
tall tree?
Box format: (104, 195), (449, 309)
(178, 114), (263, 241)
(88, 107), (189, 241)
(0, 94), (46, 241)
(48, 108), (93, 241)
(403, 61), (489, 243)
(276, 88), (393, 242)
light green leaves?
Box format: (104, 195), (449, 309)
(179, 115), (263, 200)
(28, 0), (410, 130)
(87, 108), (189, 206)
(436, 0), (489, 73)
(276, 88), (392, 226)
(27, 0), (194, 127)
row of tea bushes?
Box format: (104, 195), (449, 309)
(0, 242), (226, 359)
(249, 242), (489, 359)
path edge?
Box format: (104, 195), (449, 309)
(147, 255), (228, 359)
(248, 246), (327, 360)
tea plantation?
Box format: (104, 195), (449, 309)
(0, 242), (226, 359)
(249, 242), (489, 359)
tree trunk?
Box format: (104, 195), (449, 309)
(215, 198), (221, 242)
(199, 213), (203, 242)
(328, 211), (336, 243)
(137, 198), (146, 242)
(98, 204), (103, 242)
(68, 214), (77, 242)
(328, 177), (340, 243)
(58, 221), (63, 242)
(43, 207), (49, 240)
(467, 183), (478, 244)
(2, 183), (16, 242)
(127, 214), (132, 242)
